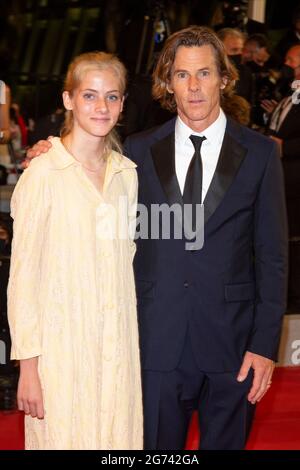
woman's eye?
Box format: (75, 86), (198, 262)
(83, 93), (95, 100)
(107, 94), (120, 101)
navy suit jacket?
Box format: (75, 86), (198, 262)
(124, 116), (288, 372)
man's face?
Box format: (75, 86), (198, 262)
(285, 49), (300, 69)
(168, 45), (226, 132)
(242, 42), (268, 65)
(223, 35), (244, 56)
(285, 46), (300, 79)
(242, 41), (257, 62)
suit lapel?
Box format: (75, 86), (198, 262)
(203, 124), (247, 224)
(149, 119), (248, 225)
(150, 131), (183, 207)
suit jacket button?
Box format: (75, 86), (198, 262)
(184, 281), (189, 288)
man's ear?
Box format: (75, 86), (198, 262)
(220, 76), (228, 90)
(62, 91), (73, 111)
(166, 83), (174, 94)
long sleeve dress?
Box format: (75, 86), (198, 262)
(7, 137), (143, 450)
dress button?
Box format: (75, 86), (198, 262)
(184, 281), (189, 288)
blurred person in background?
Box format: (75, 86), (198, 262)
(0, 216), (12, 256)
(275, 5), (300, 61)
(0, 82), (11, 145)
(243, 34), (281, 127)
(264, 44), (300, 158)
(218, 27), (254, 104)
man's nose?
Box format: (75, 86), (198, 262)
(189, 76), (200, 91)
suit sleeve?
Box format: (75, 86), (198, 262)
(247, 142), (288, 360)
(7, 160), (50, 360)
(123, 137), (131, 159)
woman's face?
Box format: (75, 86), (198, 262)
(63, 68), (124, 139)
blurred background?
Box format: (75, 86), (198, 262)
(1, 0), (299, 127)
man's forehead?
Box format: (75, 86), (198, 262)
(173, 45), (216, 64)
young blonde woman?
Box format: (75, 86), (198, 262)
(7, 52), (143, 450)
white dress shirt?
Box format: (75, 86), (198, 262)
(175, 109), (227, 201)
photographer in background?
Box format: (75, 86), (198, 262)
(218, 28), (254, 105)
(215, 0), (267, 35)
(0, 81), (11, 145)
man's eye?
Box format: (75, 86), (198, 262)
(199, 70), (209, 77)
(177, 72), (187, 79)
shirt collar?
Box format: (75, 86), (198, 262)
(175, 108), (227, 146)
(49, 137), (136, 172)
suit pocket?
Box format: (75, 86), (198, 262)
(136, 280), (155, 299)
(224, 282), (255, 302)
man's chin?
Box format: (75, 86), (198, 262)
(186, 112), (207, 122)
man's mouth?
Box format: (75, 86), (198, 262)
(188, 99), (205, 103)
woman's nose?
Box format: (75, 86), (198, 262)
(95, 97), (108, 112)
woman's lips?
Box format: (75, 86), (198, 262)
(90, 117), (110, 122)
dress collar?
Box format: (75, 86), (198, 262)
(49, 137), (136, 172)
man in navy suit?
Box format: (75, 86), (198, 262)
(27, 26), (288, 450)
(124, 26), (288, 450)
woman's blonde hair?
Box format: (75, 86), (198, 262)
(61, 51), (127, 156)
(153, 26), (238, 113)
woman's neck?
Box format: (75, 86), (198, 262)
(63, 132), (106, 169)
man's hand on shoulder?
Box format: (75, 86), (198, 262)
(237, 351), (275, 404)
(24, 138), (53, 168)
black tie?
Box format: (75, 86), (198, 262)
(183, 134), (206, 235)
(183, 134), (206, 205)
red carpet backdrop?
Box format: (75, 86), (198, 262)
(0, 367), (299, 450)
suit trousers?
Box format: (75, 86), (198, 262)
(142, 331), (255, 450)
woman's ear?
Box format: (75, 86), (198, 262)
(62, 91), (73, 111)
(120, 95), (125, 113)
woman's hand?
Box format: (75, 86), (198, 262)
(18, 357), (45, 419)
